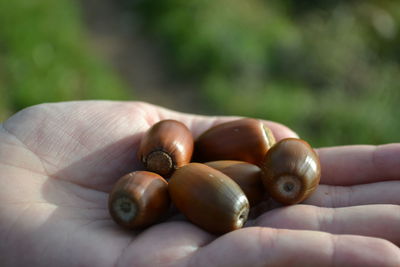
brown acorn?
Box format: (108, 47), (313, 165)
(138, 120), (194, 176)
(168, 163), (250, 234)
(194, 118), (275, 165)
(108, 171), (170, 229)
(260, 138), (321, 205)
(205, 160), (265, 206)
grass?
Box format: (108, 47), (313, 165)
(0, 0), (131, 121)
(130, 0), (400, 146)
(1, 0), (399, 147)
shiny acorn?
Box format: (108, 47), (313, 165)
(108, 171), (170, 229)
(138, 119), (194, 176)
(205, 160), (265, 206)
(194, 118), (275, 165)
(260, 138), (321, 205)
(168, 163), (250, 234)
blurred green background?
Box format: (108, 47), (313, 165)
(0, 0), (399, 147)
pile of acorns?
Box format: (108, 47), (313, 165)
(108, 118), (321, 234)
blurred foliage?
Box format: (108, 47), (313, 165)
(124, 0), (400, 146)
(1, 0), (399, 147)
(0, 0), (130, 121)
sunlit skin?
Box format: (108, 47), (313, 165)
(0, 101), (399, 266)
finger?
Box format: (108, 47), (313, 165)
(254, 204), (400, 245)
(151, 103), (299, 140)
(317, 144), (400, 185)
(117, 221), (214, 267)
(303, 181), (400, 207)
(187, 116), (298, 141)
(187, 227), (400, 266)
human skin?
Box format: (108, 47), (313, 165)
(0, 101), (399, 266)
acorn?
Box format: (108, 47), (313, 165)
(108, 171), (170, 229)
(260, 138), (321, 205)
(205, 160), (265, 206)
(168, 163), (250, 234)
(138, 119), (194, 177)
(194, 118), (275, 165)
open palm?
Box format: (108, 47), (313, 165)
(0, 101), (399, 266)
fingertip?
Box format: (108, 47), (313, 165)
(262, 121), (299, 141)
(334, 235), (400, 266)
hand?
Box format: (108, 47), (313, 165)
(0, 101), (399, 266)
